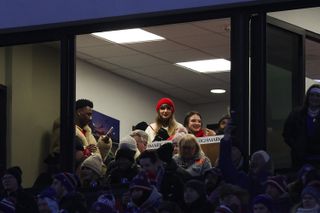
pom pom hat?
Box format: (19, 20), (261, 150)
(156, 98), (175, 113)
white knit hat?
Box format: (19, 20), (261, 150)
(81, 154), (103, 176)
(119, 135), (137, 152)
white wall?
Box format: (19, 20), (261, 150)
(194, 102), (229, 126)
(269, 8), (320, 35)
(6, 43), (60, 187)
(76, 60), (228, 137)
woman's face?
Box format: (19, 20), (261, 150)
(302, 194), (318, 209)
(187, 114), (202, 133)
(180, 143), (196, 159)
(159, 104), (173, 120)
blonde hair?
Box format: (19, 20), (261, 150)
(155, 113), (179, 136)
(178, 134), (203, 157)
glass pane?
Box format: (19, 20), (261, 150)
(266, 25), (300, 169)
(0, 42), (61, 187)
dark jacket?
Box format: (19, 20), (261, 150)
(283, 108), (320, 168)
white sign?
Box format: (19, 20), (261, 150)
(147, 135), (223, 150)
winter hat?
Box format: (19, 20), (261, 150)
(251, 150), (270, 163)
(219, 183), (249, 205)
(253, 194), (274, 212)
(91, 193), (116, 213)
(37, 187), (59, 212)
(184, 179), (206, 198)
(298, 164), (316, 179)
(215, 205), (233, 213)
(119, 135), (137, 152)
(115, 148), (136, 162)
(130, 173), (152, 191)
(53, 172), (80, 193)
(0, 198), (15, 213)
(266, 175), (288, 193)
(156, 98), (175, 113)
(4, 166), (22, 185)
(157, 142), (174, 163)
(134, 121), (149, 131)
(81, 154), (103, 176)
(302, 186), (320, 202)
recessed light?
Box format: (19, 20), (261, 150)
(92, 28), (165, 44)
(314, 79), (320, 83)
(211, 89), (226, 94)
(175, 59), (230, 73)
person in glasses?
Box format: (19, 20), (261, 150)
(145, 97), (183, 143)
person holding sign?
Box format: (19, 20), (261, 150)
(173, 134), (211, 177)
(145, 97), (183, 143)
(183, 111), (216, 137)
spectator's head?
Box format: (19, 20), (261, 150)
(79, 154), (103, 185)
(158, 201), (182, 213)
(204, 167), (223, 194)
(115, 148), (136, 171)
(178, 134), (202, 160)
(133, 121), (149, 131)
(218, 114), (230, 131)
(129, 173), (153, 207)
(2, 166), (22, 193)
(37, 187), (59, 213)
(250, 150), (273, 175)
(119, 135), (137, 154)
(0, 198), (15, 213)
(219, 184), (249, 213)
(156, 97), (175, 121)
(171, 127), (188, 155)
(51, 172), (80, 200)
(157, 142), (174, 163)
(130, 130), (148, 153)
(183, 111), (203, 134)
(301, 185), (320, 209)
(59, 191), (87, 213)
(304, 84), (320, 109)
(90, 193), (116, 213)
(298, 164), (318, 186)
(138, 150), (160, 175)
(75, 99), (94, 127)
(252, 194), (273, 213)
(184, 179), (206, 205)
(265, 175), (288, 200)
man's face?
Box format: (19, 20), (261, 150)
(302, 194), (318, 209)
(76, 106), (93, 126)
(2, 174), (18, 192)
(253, 203), (270, 213)
(37, 197), (52, 213)
(139, 158), (157, 174)
(133, 135), (147, 153)
(265, 184), (281, 200)
(308, 91), (320, 108)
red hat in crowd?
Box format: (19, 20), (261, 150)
(156, 98), (175, 113)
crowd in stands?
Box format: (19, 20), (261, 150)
(1, 88), (319, 213)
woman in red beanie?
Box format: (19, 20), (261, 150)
(145, 97), (183, 143)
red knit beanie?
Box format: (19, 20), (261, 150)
(156, 98), (175, 113)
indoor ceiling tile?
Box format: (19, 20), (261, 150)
(191, 18), (231, 36)
(76, 34), (112, 48)
(103, 54), (166, 68)
(173, 33), (229, 49)
(78, 45), (138, 59)
(124, 40), (187, 54)
(153, 49), (212, 63)
(86, 58), (122, 71)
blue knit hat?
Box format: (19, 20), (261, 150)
(130, 173), (152, 191)
(53, 172), (80, 193)
(298, 164), (316, 179)
(302, 186), (320, 202)
(253, 194), (274, 212)
(91, 193), (116, 213)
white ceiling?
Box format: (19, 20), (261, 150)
(76, 9), (320, 105)
(76, 18), (231, 105)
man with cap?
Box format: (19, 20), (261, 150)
(1, 166), (38, 212)
(79, 154), (105, 189)
(296, 185), (320, 212)
(126, 173), (162, 213)
(145, 97), (183, 143)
